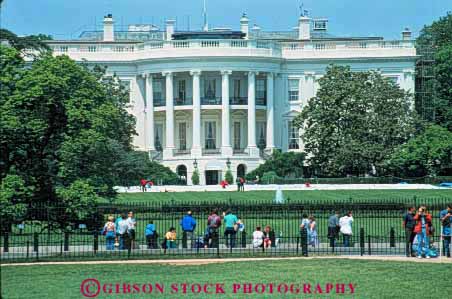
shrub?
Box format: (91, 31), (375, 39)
(261, 171), (281, 184)
(224, 169), (234, 184)
(191, 169), (200, 185)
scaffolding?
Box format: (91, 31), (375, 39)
(415, 43), (437, 123)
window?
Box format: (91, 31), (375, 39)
(204, 79), (216, 99)
(288, 121), (299, 149)
(154, 124), (163, 151)
(205, 121), (216, 149)
(257, 122), (266, 149)
(233, 122), (241, 150)
(233, 79), (241, 98)
(256, 79), (266, 100)
(313, 20), (327, 30)
(178, 122), (186, 150)
(88, 46), (97, 52)
(59, 46), (68, 52)
(178, 80), (186, 101)
(153, 80), (163, 100)
(288, 79), (299, 101)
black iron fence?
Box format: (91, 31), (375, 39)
(1, 198), (451, 262)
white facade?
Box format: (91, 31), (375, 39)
(46, 13), (417, 185)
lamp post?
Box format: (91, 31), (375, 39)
(193, 158), (198, 170)
(226, 157), (231, 170)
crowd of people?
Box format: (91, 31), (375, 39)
(100, 204), (452, 258)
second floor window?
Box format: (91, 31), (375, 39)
(178, 80), (186, 101)
(288, 121), (299, 150)
(288, 79), (299, 101)
(153, 80), (163, 100)
(256, 79), (266, 100)
(205, 121), (216, 149)
(204, 79), (216, 99)
(233, 79), (241, 98)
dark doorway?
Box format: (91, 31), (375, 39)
(205, 170), (219, 185)
(237, 164), (246, 178)
(176, 165), (187, 185)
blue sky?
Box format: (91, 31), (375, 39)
(1, 0), (450, 39)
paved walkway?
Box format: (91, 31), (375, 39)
(115, 184), (444, 193)
(3, 255), (452, 267)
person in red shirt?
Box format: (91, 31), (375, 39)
(140, 178), (147, 192)
(413, 206), (433, 258)
(220, 180), (228, 189)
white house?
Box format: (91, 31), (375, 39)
(45, 12), (416, 185)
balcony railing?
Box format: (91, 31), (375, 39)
(256, 97), (267, 106)
(230, 97), (248, 105)
(173, 149), (191, 155)
(202, 148), (221, 155)
(233, 148), (246, 154)
(154, 98), (165, 107)
(174, 98), (193, 106)
(201, 97), (221, 105)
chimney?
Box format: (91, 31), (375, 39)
(402, 27), (412, 40)
(165, 19), (175, 41)
(298, 15), (311, 40)
(103, 14), (114, 42)
(240, 13), (249, 39)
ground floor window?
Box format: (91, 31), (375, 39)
(288, 121), (299, 149)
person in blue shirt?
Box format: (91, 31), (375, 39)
(223, 210), (238, 248)
(180, 211), (197, 249)
(145, 221), (158, 249)
(439, 204), (452, 258)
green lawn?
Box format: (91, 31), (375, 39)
(1, 259), (450, 298)
(113, 189), (452, 204)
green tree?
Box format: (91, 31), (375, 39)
(246, 150), (306, 180)
(191, 169), (200, 185)
(387, 125), (452, 177)
(0, 174), (31, 232)
(224, 169), (234, 184)
(416, 13), (452, 130)
(294, 65), (417, 177)
(0, 45), (135, 222)
(0, 28), (51, 53)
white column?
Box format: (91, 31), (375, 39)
(221, 70), (232, 156)
(266, 72), (275, 150)
(247, 71), (259, 156)
(163, 71), (174, 158)
(190, 70), (202, 157)
(145, 73), (155, 151)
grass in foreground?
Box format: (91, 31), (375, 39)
(114, 189), (452, 204)
(1, 259), (450, 298)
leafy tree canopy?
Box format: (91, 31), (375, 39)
(246, 150), (306, 180)
(0, 28), (51, 53)
(387, 125), (452, 177)
(293, 65), (418, 177)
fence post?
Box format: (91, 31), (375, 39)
(296, 237), (299, 255)
(301, 229), (308, 257)
(93, 231), (98, 254)
(241, 231), (247, 248)
(367, 235), (371, 255)
(33, 232), (39, 252)
(390, 227), (395, 248)
(359, 227), (365, 256)
(26, 241), (30, 259)
(64, 232), (69, 251)
(3, 232), (9, 253)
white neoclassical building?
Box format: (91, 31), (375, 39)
(45, 12), (417, 185)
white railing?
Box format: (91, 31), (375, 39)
(48, 39), (415, 61)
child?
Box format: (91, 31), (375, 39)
(253, 226), (264, 248)
(165, 227), (177, 249)
(263, 225), (272, 248)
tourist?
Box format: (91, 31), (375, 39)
(223, 210), (238, 248)
(263, 225), (272, 248)
(439, 204), (452, 258)
(180, 210), (197, 249)
(236, 177), (241, 192)
(117, 213), (129, 250)
(114, 213), (124, 248)
(126, 211), (137, 250)
(308, 215), (319, 247)
(102, 216), (116, 250)
(165, 227), (177, 249)
(413, 207), (433, 258)
(145, 221), (158, 249)
(253, 226), (264, 248)
(403, 206), (416, 257)
(327, 211), (340, 249)
(339, 211), (353, 247)
(239, 177), (245, 191)
(220, 179), (228, 189)
(207, 209), (222, 248)
(140, 178), (147, 192)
